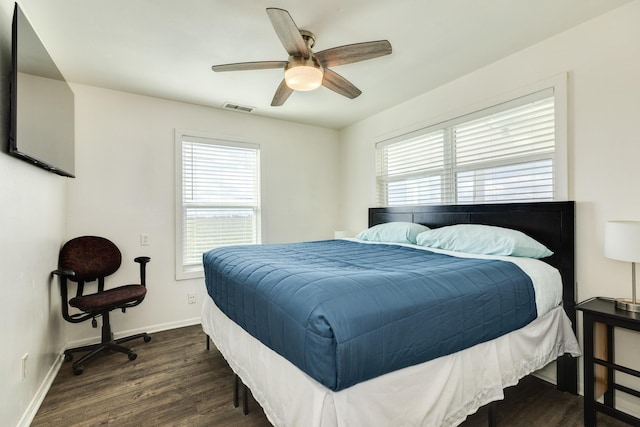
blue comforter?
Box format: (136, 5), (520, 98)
(204, 240), (536, 391)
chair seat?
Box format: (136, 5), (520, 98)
(70, 285), (146, 311)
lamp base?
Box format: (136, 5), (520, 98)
(615, 298), (640, 313)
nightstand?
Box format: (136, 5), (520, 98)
(576, 297), (640, 426)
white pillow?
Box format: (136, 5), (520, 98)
(356, 222), (430, 244)
(415, 224), (553, 259)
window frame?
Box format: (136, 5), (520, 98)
(175, 129), (261, 280)
(375, 74), (568, 206)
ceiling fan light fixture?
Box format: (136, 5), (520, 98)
(284, 57), (323, 91)
(211, 9), (392, 106)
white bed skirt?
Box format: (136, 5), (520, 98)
(201, 297), (581, 427)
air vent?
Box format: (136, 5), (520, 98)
(222, 102), (255, 113)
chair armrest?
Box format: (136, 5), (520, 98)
(134, 257), (151, 286)
(52, 268), (93, 323)
(52, 269), (76, 278)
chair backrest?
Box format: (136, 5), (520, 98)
(59, 236), (122, 282)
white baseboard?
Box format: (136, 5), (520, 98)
(16, 347), (65, 427)
(19, 317), (202, 426)
(617, 395), (640, 419)
(65, 317), (202, 348)
(532, 362), (556, 385)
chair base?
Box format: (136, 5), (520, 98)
(64, 312), (151, 375)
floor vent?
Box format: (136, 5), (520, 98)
(222, 102), (255, 113)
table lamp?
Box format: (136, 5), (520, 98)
(604, 221), (640, 312)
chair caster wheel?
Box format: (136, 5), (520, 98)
(128, 352), (137, 361)
(73, 365), (84, 375)
(64, 352), (73, 362)
(143, 335), (152, 343)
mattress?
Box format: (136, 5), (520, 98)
(202, 297), (581, 427)
(204, 240), (558, 391)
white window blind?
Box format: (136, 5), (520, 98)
(376, 89), (556, 206)
(176, 133), (260, 279)
(376, 130), (446, 205)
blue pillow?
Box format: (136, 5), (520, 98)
(415, 224), (553, 259)
(356, 222), (430, 244)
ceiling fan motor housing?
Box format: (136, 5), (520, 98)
(299, 30), (316, 50)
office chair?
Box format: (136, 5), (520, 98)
(53, 236), (151, 375)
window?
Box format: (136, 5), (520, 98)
(175, 131), (260, 279)
(376, 88), (563, 206)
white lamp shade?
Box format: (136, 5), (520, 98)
(604, 221), (640, 262)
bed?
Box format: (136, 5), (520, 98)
(201, 201), (580, 426)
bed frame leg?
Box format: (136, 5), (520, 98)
(211, 336), (250, 416)
(233, 374), (249, 415)
(488, 401), (497, 427)
(234, 374), (239, 408)
(243, 382), (249, 415)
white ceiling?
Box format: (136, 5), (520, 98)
(18, 0), (633, 129)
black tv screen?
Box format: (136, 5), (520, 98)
(9, 3), (75, 177)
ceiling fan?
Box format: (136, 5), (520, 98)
(211, 7), (392, 106)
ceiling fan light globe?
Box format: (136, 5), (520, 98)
(284, 57), (323, 91)
(285, 66), (323, 91)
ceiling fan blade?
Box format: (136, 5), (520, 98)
(316, 40), (392, 67)
(322, 69), (362, 99)
(212, 61), (288, 72)
(266, 8), (309, 57)
(271, 79), (294, 106)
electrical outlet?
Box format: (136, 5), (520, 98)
(188, 292), (196, 304)
(140, 233), (150, 246)
(21, 353), (28, 380)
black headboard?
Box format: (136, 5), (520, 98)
(368, 201), (577, 393)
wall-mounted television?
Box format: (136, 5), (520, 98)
(8, 3), (75, 177)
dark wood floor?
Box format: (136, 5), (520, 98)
(32, 325), (629, 426)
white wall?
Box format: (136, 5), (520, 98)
(339, 0), (640, 401)
(64, 84), (340, 344)
(0, 0), (67, 425)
